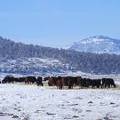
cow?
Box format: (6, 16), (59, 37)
(17, 77), (26, 83)
(101, 78), (116, 88)
(56, 76), (64, 89)
(48, 77), (57, 86)
(90, 79), (101, 88)
(44, 77), (50, 81)
(60, 76), (74, 89)
(79, 78), (90, 88)
(62, 76), (81, 89)
(25, 76), (36, 84)
(47, 76), (64, 89)
(2, 75), (15, 83)
(36, 77), (43, 86)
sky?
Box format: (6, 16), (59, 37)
(0, 0), (120, 48)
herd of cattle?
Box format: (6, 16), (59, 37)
(1, 76), (43, 86)
(0, 75), (116, 89)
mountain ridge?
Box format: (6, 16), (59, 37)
(70, 35), (120, 54)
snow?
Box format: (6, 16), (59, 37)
(80, 38), (105, 44)
(0, 84), (120, 120)
(0, 57), (69, 76)
(70, 35), (120, 54)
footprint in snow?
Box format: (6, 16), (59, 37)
(62, 94), (66, 96)
(75, 97), (83, 100)
(72, 108), (83, 113)
(86, 110), (92, 112)
(112, 104), (119, 108)
(64, 116), (72, 119)
(46, 112), (56, 116)
(69, 103), (78, 106)
(110, 102), (115, 105)
(34, 109), (45, 113)
(2, 98), (6, 101)
(88, 101), (93, 104)
(72, 115), (79, 118)
(100, 102), (107, 106)
(12, 115), (19, 119)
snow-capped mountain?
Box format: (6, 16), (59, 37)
(70, 35), (120, 54)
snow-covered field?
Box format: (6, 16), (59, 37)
(0, 84), (120, 120)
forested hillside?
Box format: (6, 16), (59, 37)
(0, 36), (120, 74)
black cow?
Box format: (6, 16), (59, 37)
(18, 77), (26, 83)
(36, 77), (43, 86)
(25, 76), (36, 84)
(102, 78), (116, 88)
(80, 78), (90, 88)
(90, 79), (101, 88)
(2, 75), (15, 83)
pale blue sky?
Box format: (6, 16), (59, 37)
(0, 0), (120, 48)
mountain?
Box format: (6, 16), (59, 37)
(1, 36), (120, 75)
(70, 35), (120, 54)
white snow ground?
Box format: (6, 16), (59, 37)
(0, 84), (120, 120)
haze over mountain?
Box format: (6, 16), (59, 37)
(70, 36), (120, 54)
(1, 36), (120, 75)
